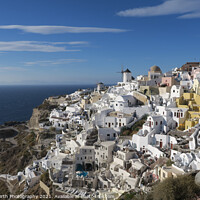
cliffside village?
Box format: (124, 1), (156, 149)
(4, 62), (200, 199)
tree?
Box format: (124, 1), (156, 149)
(152, 175), (200, 200)
(118, 174), (200, 200)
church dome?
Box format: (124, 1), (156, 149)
(150, 65), (162, 72)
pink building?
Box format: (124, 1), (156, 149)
(191, 68), (200, 79)
(161, 76), (177, 87)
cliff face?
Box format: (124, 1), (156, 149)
(28, 108), (41, 129)
(28, 99), (58, 129)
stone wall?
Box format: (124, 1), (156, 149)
(40, 180), (50, 195)
(132, 91), (148, 105)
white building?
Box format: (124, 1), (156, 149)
(112, 95), (137, 112)
(98, 127), (118, 141)
(104, 111), (133, 130)
(95, 141), (115, 168)
(49, 109), (68, 128)
(75, 146), (95, 171)
(65, 139), (80, 154)
(131, 114), (177, 158)
(170, 85), (184, 98)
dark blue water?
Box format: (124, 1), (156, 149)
(0, 85), (95, 125)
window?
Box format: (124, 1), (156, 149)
(173, 90), (175, 93)
(174, 112), (176, 117)
(160, 121), (162, 125)
(85, 156), (87, 159)
(156, 121), (158, 125)
(107, 134), (110, 137)
(116, 104), (118, 106)
(163, 172), (165, 178)
(181, 113), (183, 117)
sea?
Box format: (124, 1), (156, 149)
(0, 85), (95, 125)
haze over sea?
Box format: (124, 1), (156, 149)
(0, 85), (95, 125)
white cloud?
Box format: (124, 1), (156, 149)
(178, 12), (200, 19)
(0, 25), (127, 34)
(51, 41), (89, 45)
(0, 66), (26, 71)
(0, 41), (81, 52)
(24, 59), (87, 66)
(117, 0), (200, 19)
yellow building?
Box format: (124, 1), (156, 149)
(80, 98), (90, 109)
(185, 119), (198, 130)
(158, 165), (184, 181)
(176, 93), (200, 130)
(193, 78), (200, 94)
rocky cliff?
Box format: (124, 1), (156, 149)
(28, 99), (58, 129)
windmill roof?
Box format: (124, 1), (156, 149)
(124, 68), (131, 73)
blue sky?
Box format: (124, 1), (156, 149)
(0, 0), (200, 85)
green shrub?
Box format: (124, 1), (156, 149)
(152, 175), (200, 200)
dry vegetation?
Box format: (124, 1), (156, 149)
(119, 174), (200, 200)
(121, 114), (148, 136)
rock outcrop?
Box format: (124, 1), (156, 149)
(28, 99), (58, 129)
(28, 108), (41, 129)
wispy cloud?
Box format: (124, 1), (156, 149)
(0, 41), (81, 52)
(24, 59), (87, 66)
(51, 41), (89, 45)
(117, 0), (200, 19)
(0, 25), (128, 34)
(0, 66), (26, 71)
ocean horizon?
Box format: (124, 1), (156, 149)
(0, 84), (96, 125)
